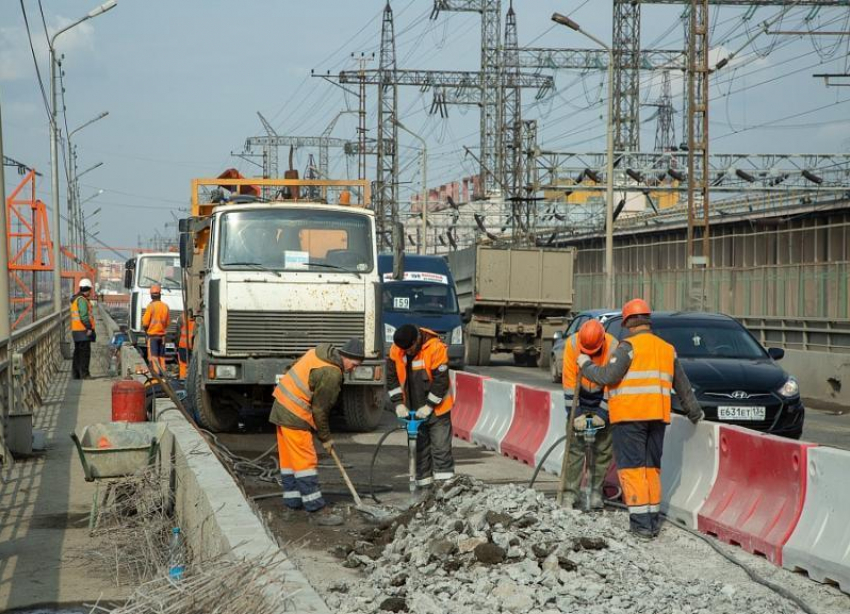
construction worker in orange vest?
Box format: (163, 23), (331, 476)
(142, 284), (170, 377)
(269, 338), (366, 525)
(177, 313), (194, 380)
(579, 299), (703, 539)
(562, 319), (618, 510)
(70, 278), (96, 379)
(388, 324), (455, 489)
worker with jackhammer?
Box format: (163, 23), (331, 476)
(562, 319), (618, 510)
(388, 324), (455, 489)
(579, 299), (703, 539)
(142, 284), (170, 376)
(269, 339), (365, 526)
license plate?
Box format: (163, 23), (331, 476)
(165, 343), (176, 350)
(717, 406), (766, 421)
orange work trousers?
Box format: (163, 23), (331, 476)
(276, 425), (325, 512)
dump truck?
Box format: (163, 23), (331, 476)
(123, 252), (183, 356)
(446, 245), (576, 368)
(178, 174), (388, 432)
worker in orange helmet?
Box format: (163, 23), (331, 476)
(561, 319), (618, 510)
(142, 284), (170, 376)
(579, 299), (703, 539)
(177, 312), (194, 380)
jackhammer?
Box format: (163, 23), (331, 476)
(400, 410), (425, 499)
(577, 414), (606, 512)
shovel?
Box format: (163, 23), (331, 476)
(328, 446), (395, 523)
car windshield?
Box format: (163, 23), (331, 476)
(137, 256), (181, 290)
(219, 209), (374, 273)
(382, 282), (459, 314)
(652, 319), (767, 360)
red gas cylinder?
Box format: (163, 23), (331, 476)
(112, 378), (147, 422)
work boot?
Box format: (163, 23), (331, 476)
(590, 492), (604, 511)
(630, 526), (655, 540)
(561, 493), (577, 509)
(313, 507), (344, 527)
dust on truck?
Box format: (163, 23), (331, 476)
(178, 176), (386, 433)
(446, 245), (576, 368)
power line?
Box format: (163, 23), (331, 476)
(19, 0), (53, 125)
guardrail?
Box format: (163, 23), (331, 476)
(740, 316), (850, 354)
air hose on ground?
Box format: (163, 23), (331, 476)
(368, 426), (406, 503)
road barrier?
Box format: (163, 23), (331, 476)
(451, 372), (486, 442)
(470, 379), (515, 453)
(697, 426), (816, 566)
(501, 385), (552, 466)
(782, 446), (850, 592)
(534, 391), (567, 476)
(660, 416), (720, 529)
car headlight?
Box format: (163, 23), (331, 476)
(215, 365), (238, 380)
(384, 323), (396, 341)
(352, 366), (375, 381)
(778, 377), (799, 398)
(451, 325), (463, 345)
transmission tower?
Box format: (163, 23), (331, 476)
(376, 1), (399, 246)
(653, 71), (677, 152)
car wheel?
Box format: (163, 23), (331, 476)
(550, 356), (560, 383)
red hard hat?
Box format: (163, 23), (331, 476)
(622, 298), (651, 324)
(577, 319), (606, 354)
(150, 284), (162, 294)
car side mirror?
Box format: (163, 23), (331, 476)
(553, 331), (563, 340)
(767, 347), (785, 361)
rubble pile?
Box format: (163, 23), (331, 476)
(325, 476), (801, 614)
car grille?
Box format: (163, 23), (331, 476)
(704, 391), (772, 400)
(226, 311), (364, 356)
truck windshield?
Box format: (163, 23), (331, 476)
(219, 209), (374, 273)
(137, 257), (181, 289)
(382, 282), (459, 314)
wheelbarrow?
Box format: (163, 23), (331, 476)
(70, 421), (169, 529)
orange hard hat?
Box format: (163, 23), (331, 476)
(150, 284), (162, 294)
(339, 190), (351, 205)
(622, 298), (651, 324)
(577, 319), (606, 354)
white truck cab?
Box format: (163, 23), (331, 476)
(123, 252), (184, 354)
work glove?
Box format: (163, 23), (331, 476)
(688, 409), (705, 425)
(590, 414), (606, 428)
(415, 405), (433, 420)
(573, 416), (587, 431)
(321, 440), (335, 452)
(577, 354), (591, 368)
(395, 404), (410, 419)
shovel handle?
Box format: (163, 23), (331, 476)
(329, 447), (363, 507)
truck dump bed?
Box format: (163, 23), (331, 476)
(447, 246), (575, 310)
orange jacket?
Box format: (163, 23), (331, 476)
(562, 332), (617, 418)
(142, 300), (170, 336)
(608, 333), (675, 424)
(387, 328), (453, 416)
(178, 315), (195, 350)
(273, 348), (342, 431)
(70, 295), (94, 332)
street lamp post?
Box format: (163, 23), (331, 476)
(68, 111), (108, 256)
(48, 0), (117, 312)
(393, 119), (428, 254)
(552, 13), (616, 309)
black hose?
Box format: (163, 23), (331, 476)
(368, 426), (405, 503)
(528, 434), (567, 488)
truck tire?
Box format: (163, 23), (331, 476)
(466, 335), (481, 367)
(341, 386), (383, 432)
(537, 340), (553, 369)
(188, 330), (239, 433)
(478, 337), (492, 367)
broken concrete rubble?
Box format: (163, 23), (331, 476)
(323, 476), (804, 614)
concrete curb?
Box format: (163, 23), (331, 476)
(119, 345), (331, 613)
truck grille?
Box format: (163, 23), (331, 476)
(226, 311), (365, 355)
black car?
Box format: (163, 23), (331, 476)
(603, 311), (804, 439)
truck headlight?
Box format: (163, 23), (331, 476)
(215, 365), (238, 380)
(778, 377), (799, 398)
(384, 323), (396, 342)
(353, 366), (375, 381)
(451, 325), (463, 345)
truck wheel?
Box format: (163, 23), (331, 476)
(341, 386), (382, 432)
(466, 336), (481, 367)
(537, 340), (553, 369)
(478, 337), (492, 367)
(188, 334), (239, 433)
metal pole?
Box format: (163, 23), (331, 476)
(49, 48), (62, 314)
(604, 52), (616, 309)
(0, 90), (14, 465)
(421, 148), (428, 255)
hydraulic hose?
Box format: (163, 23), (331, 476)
(529, 434), (567, 488)
(368, 426), (405, 503)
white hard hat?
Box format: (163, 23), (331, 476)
(80, 278), (93, 289)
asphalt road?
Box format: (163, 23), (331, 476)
(467, 356), (850, 450)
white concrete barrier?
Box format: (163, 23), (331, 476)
(660, 415), (720, 529)
(782, 446), (850, 593)
(534, 391), (567, 476)
(471, 379), (515, 453)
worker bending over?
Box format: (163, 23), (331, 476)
(269, 339), (365, 525)
(579, 299), (703, 539)
(388, 324), (455, 488)
(562, 319), (617, 509)
(142, 284), (170, 376)
(177, 313), (194, 380)
(70, 278), (96, 380)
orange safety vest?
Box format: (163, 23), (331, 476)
(562, 332), (618, 393)
(143, 300), (170, 336)
(273, 349), (342, 428)
(70, 295), (94, 332)
(608, 332), (675, 424)
(178, 315), (195, 350)
(389, 328), (454, 416)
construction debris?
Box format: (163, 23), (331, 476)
(325, 476), (804, 614)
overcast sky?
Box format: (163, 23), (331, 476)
(2, 1), (849, 257)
